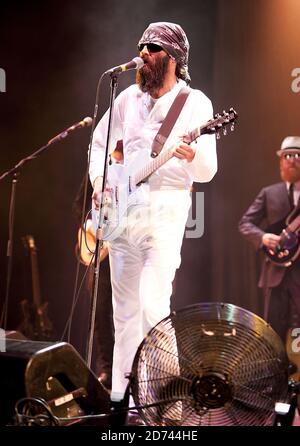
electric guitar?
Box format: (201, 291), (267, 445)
(92, 107), (238, 241)
(19, 235), (54, 340)
(263, 206), (300, 267)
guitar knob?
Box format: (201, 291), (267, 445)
(223, 127), (227, 135)
(216, 131), (221, 140)
(230, 123), (235, 131)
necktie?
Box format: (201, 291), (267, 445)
(288, 183), (294, 209)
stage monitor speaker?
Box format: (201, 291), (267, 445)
(4, 330), (27, 340)
(0, 338), (110, 426)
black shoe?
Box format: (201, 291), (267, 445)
(109, 387), (130, 426)
(109, 401), (128, 426)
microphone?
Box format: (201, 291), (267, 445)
(48, 117), (93, 144)
(105, 57), (144, 75)
(65, 116), (93, 132)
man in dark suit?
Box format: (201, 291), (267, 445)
(239, 136), (300, 343)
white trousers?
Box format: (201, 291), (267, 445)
(108, 189), (191, 401)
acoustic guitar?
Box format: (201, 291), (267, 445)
(76, 218), (109, 266)
(19, 235), (54, 340)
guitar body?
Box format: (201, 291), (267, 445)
(18, 298), (39, 340)
(263, 208), (300, 267)
(77, 220), (109, 265)
(36, 301), (54, 341)
(92, 151), (151, 241)
(18, 298), (54, 341)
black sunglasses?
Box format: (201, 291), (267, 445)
(138, 43), (163, 53)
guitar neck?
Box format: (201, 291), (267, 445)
(134, 126), (203, 185)
(134, 146), (174, 185)
(133, 107), (237, 186)
(30, 248), (42, 309)
(288, 213), (300, 232)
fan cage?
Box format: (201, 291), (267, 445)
(130, 302), (289, 426)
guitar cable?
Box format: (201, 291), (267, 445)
(60, 250), (95, 343)
(74, 209), (95, 263)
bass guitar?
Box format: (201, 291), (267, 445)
(92, 107), (238, 241)
(263, 207), (300, 267)
(19, 235), (54, 340)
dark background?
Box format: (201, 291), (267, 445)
(0, 0), (299, 361)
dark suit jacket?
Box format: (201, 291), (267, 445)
(238, 182), (300, 288)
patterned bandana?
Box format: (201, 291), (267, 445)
(138, 22), (191, 84)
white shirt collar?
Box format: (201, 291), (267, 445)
(286, 180), (300, 190)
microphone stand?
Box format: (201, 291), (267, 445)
(85, 73), (118, 368)
(0, 172), (18, 329)
(0, 121), (91, 329)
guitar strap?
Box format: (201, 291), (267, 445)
(151, 86), (190, 158)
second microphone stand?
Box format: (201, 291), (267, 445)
(85, 73), (118, 368)
(0, 120), (91, 330)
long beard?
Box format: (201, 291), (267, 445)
(136, 54), (170, 96)
(280, 167), (300, 183)
(280, 161), (300, 183)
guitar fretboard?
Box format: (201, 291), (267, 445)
(134, 125), (203, 185)
(132, 108), (237, 186)
(288, 214), (300, 232)
(134, 146), (174, 185)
